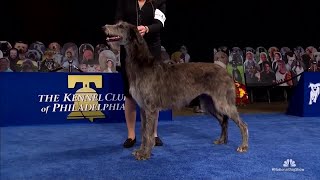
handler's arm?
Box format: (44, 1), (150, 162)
(146, 0), (166, 33)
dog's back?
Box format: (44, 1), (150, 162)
(135, 62), (235, 110)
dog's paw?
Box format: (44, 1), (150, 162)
(236, 145), (248, 153)
(213, 138), (227, 145)
(132, 149), (151, 160)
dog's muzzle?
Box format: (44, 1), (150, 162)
(106, 36), (121, 42)
(102, 25), (122, 42)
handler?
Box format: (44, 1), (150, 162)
(114, 0), (167, 148)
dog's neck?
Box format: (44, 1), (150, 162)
(125, 42), (155, 65)
(124, 36), (156, 81)
(214, 61), (227, 69)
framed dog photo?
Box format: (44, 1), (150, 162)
(0, 41), (12, 57)
(302, 46), (318, 70)
(93, 44), (110, 72)
(95, 44), (109, 62)
(313, 51), (320, 70)
(244, 47), (255, 55)
(256, 46), (269, 64)
(217, 46), (229, 56)
(256, 47), (276, 86)
(227, 47), (245, 84)
(293, 46), (305, 61)
(16, 59), (38, 72)
(280, 46), (291, 63)
(13, 41), (29, 60)
(268, 46), (279, 63)
(61, 42), (80, 71)
(271, 51), (283, 73)
(274, 59), (293, 86)
(259, 61), (276, 86)
(8, 48), (19, 72)
(25, 49), (42, 71)
(15, 41), (39, 72)
(48, 42), (62, 54)
(39, 50), (61, 72)
(29, 41), (46, 56)
(48, 42), (63, 66)
(98, 49), (118, 73)
(80, 43), (103, 73)
(79, 43), (95, 65)
(243, 50), (260, 86)
(214, 48), (229, 69)
(285, 51), (302, 85)
(0, 57), (13, 72)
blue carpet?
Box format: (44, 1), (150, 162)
(1, 113), (320, 180)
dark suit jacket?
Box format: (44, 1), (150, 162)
(115, 0), (166, 58)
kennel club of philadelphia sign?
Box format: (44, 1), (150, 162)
(38, 75), (125, 122)
(0, 73), (171, 126)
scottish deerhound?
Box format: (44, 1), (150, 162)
(103, 21), (249, 160)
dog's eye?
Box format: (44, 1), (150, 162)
(119, 24), (124, 28)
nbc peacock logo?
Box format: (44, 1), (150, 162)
(283, 159), (296, 168)
(271, 159), (304, 172)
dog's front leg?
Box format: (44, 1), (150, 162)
(309, 93), (314, 105)
(132, 108), (156, 160)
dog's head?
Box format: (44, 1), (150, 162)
(21, 59), (36, 72)
(44, 50), (55, 59)
(103, 21), (143, 45)
(49, 42), (61, 53)
(244, 47), (255, 54)
(313, 52), (320, 62)
(286, 51), (296, 65)
(268, 47), (279, 60)
(280, 47), (291, 56)
(86, 64), (97, 72)
(0, 41), (12, 57)
(309, 83), (320, 94)
(232, 47), (242, 54)
(14, 41), (28, 55)
(214, 51), (228, 65)
(26, 49), (42, 62)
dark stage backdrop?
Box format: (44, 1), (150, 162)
(2, 0), (319, 61)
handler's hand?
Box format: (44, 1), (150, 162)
(137, 26), (147, 36)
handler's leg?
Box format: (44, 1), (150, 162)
(153, 111), (163, 146)
(123, 97), (137, 148)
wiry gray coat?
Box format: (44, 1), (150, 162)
(104, 21), (249, 160)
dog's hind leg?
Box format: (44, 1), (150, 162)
(213, 114), (229, 145)
(222, 104), (249, 153)
(132, 108), (156, 160)
(199, 95), (228, 144)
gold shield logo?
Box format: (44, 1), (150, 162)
(67, 75), (105, 122)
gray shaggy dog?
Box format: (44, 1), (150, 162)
(103, 21), (249, 160)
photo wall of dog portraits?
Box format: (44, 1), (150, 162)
(1, 40), (320, 86)
(0, 41), (121, 73)
(214, 46), (320, 87)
